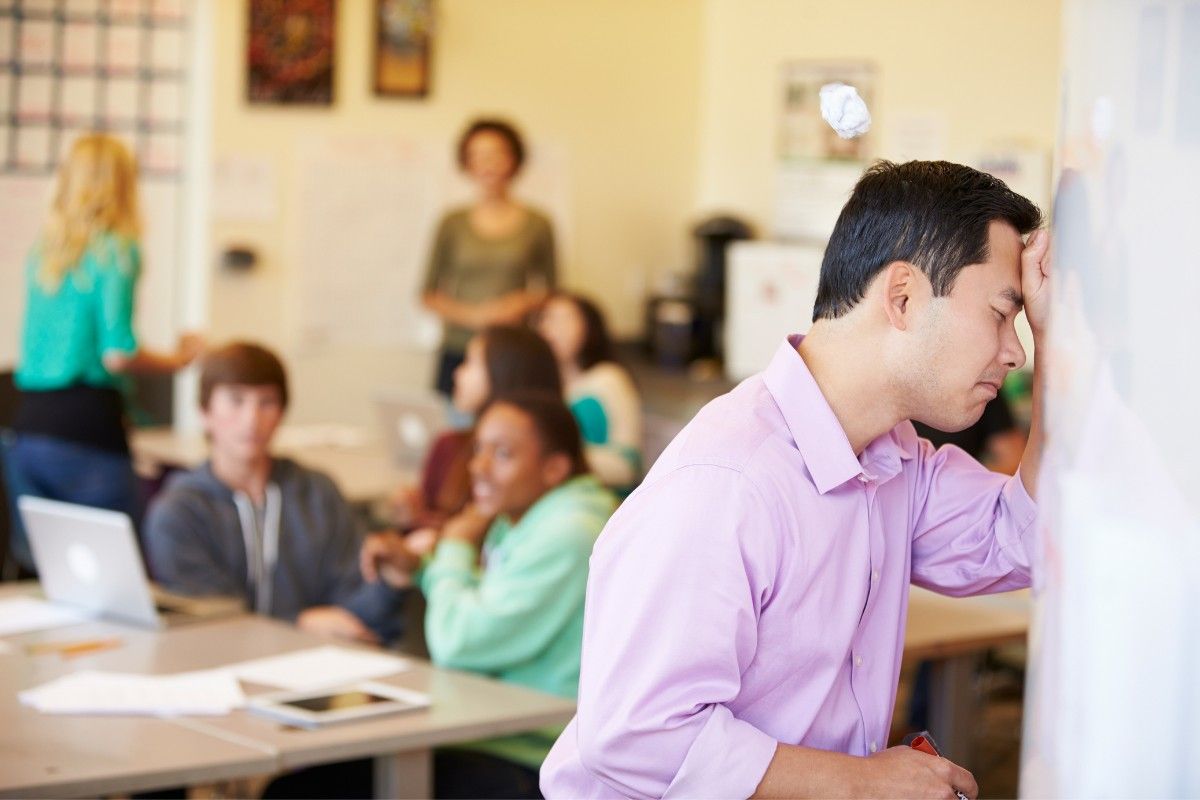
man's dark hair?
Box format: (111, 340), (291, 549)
(457, 117), (526, 176)
(479, 325), (562, 404)
(199, 341), (289, 410)
(483, 390), (589, 478)
(812, 160), (1043, 321)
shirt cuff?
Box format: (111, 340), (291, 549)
(663, 704), (779, 799)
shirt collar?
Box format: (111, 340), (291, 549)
(762, 335), (915, 494)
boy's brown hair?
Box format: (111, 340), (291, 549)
(199, 342), (289, 410)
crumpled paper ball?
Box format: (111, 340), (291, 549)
(819, 82), (871, 139)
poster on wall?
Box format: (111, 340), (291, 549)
(779, 61), (876, 161)
(247, 0), (335, 105)
(374, 0), (434, 97)
(773, 61), (875, 241)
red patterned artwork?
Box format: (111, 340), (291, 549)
(247, 0), (336, 105)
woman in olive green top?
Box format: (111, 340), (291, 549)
(422, 118), (557, 395)
(4, 134), (201, 571)
(362, 391), (615, 798)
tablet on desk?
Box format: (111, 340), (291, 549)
(246, 681), (430, 729)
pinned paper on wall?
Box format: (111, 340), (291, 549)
(773, 160), (864, 242)
(972, 146), (1051, 220)
(212, 153), (278, 222)
(779, 61), (876, 162)
(886, 113), (949, 161)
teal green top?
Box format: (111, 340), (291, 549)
(418, 475), (617, 768)
(16, 233), (141, 392)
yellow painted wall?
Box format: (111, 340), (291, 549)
(204, 0), (1062, 425)
(207, 0), (704, 423)
(697, 0), (1062, 226)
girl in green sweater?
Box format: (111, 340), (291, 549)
(362, 391), (616, 798)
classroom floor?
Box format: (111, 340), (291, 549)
(624, 343), (1026, 799)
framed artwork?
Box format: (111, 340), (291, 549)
(779, 61), (876, 161)
(374, 0), (433, 97)
(247, 0), (336, 105)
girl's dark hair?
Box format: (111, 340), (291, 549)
(549, 292), (615, 371)
(457, 118), (526, 176)
(813, 160), (1043, 321)
(480, 325), (562, 404)
(483, 390), (588, 478)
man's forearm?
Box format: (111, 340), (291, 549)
(752, 744), (864, 799)
(1019, 336), (1046, 498)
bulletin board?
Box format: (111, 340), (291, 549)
(0, 0), (192, 370)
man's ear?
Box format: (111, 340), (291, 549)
(881, 261), (918, 331)
(541, 452), (573, 488)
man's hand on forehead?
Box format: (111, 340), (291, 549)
(1020, 229), (1052, 335)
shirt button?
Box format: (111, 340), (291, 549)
(870, 741), (878, 753)
(854, 655), (863, 667)
(858, 475), (869, 483)
(872, 570), (879, 582)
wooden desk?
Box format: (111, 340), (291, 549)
(904, 587), (1030, 765)
(0, 616), (276, 799)
(6, 613), (575, 799)
(131, 425), (413, 504)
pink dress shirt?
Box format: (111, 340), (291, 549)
(541, 336), (1037, 798)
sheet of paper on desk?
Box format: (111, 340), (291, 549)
(274, 424), (371, 450)
(0, 597), (90, 637)
(20, 669), (245, 716)
(224, 645), (410, 691)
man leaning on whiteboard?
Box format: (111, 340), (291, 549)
(541, 161), (1051, 799)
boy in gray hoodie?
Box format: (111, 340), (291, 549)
(143, 342), (405, 643)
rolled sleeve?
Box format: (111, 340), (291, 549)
(663, 707), (779, 799)
(572, 465), (780, 798)
(910, 441), (1039, 596)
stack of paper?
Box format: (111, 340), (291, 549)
(0, 597), (90, 637)
(19, 669), (245, 716)
(224, 645), (410, 691)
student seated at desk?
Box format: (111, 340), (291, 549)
(143, 342), (405, 644)
(364, 391), (617, 799)
(535, 292), (643, 492)
(391, 325), (562, 530)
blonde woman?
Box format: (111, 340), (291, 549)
(3, 134), (202, 572)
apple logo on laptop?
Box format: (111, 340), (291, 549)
(398, 414), (430, 449)
(66, 543), (101, 585)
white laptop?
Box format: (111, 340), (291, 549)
(19, 496), (239, 629)
(374, 391), (449, 470)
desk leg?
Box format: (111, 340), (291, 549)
(927, 654), (981, 766)
(374, 748), (432, 799)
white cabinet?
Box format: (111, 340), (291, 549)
(724, 241), (824, 380)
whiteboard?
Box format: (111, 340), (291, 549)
(1020, 1), (1200, 796)
(290, 134), (573, 354)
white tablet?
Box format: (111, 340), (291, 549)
(246, 681), (430, 729)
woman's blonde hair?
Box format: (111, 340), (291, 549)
(38, 134), (141, 292)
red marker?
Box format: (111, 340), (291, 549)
(902, 730), (969, 800)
